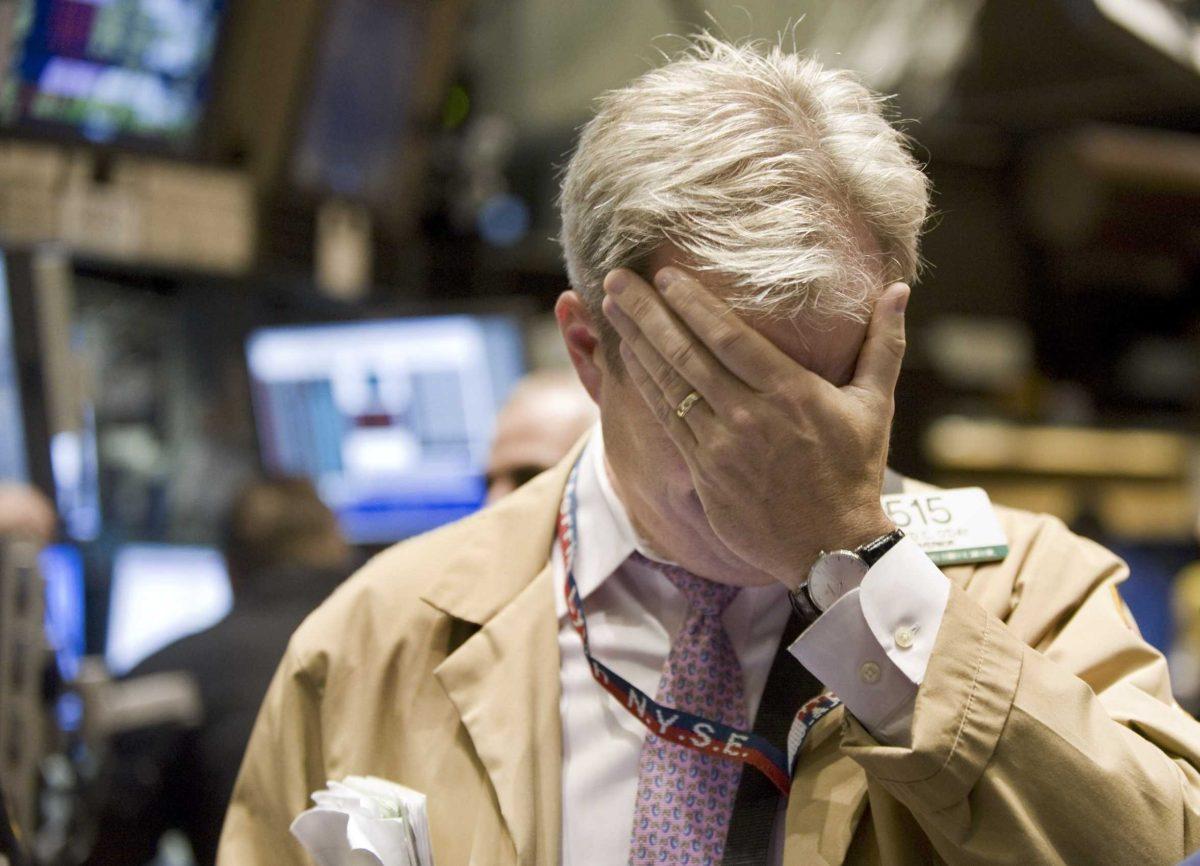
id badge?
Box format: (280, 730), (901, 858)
(879, 487), (1009, 566)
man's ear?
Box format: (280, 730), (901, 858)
(555, 291), (605, 403)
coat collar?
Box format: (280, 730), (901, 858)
(433, 562), (562, 865)
(419, 435), (587, 626)
(421, 438), (586, 865)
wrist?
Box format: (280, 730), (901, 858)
(786, 514), (902, 622)
(782, 506), (896, 588)
(836, 509), (897, 552)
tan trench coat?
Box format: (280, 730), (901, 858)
(218, 442), (1200, 865)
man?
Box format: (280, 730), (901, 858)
(219, 38), (1200, 865)
(87, 479), (353, 866)
(485, 368), (598, 504)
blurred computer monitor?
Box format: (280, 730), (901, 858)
(39, 543), (84, 681)
(2, 248), (102, 541)
(246, 314), (525, 543)
(0, 0), (229, 149)
(105, 544), (232, 676)
(0, 254), (29, 483)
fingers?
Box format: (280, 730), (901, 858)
(607, 299), (717, 438)
(850, 283), (909, 398)
(652, 267), (794, 392)
(618, 339), (712, 451)
(602, 270), (740, 413)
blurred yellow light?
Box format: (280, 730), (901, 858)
(925, 417), (1194, 480)
(443, 85), (470, 130)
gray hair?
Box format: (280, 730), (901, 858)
(558, 35), (931, 343)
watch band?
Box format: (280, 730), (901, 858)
(788, 581), (822, 626)
(856, 527), (906, 567)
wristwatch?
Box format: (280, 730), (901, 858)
(789, 528), (906, 625)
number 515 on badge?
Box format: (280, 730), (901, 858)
(879, 488), (1009, 566)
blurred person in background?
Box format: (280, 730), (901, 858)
(485, 368), (598, 504)
(86, 478), (353, 866)
(0, 481), (56, 543)
(222, 37), (1200, 866)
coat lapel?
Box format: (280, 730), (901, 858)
(419, 438), (586, 866)
(433, 562), (562, 866)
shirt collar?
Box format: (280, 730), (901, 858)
(571, 423), (672, 603)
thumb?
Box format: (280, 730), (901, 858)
(850, 283), (909, 397)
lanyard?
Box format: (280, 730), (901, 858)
(558, 457), (796, 795)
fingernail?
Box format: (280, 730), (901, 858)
(654, 267), (684, 291)
(894, 285), (910, 314)
(604, 270), (631, 295)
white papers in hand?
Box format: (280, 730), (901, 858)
(290, 775), (434, 866)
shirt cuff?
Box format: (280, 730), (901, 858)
(788, 537), (951, 745)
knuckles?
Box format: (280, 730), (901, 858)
(623, 292), (653, 323)
(771, 379), (811, 415)
(713, 326), (743, 357)
(884, 332), (907, 363)
(665, 338), (695, 373)
(650, 396), (673, 425)
(725, 405), (757, 436)
(698, 428), (742, 473)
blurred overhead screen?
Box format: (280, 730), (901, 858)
(0, 0), (227, 148)
(246, 315), (525, 544)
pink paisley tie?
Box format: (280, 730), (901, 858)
(629, 555), (747, 866)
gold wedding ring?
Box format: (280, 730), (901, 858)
(675, 391), (703, 419)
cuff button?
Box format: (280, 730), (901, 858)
(858, 661), (882, 684)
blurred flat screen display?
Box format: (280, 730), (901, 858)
(291, 0), (427, 201)
(0, 248), (101, 539)
(246, 315), (525, 543)
(0, 253), (29, 482)
(0, 0), (226, 146)
(105, 543), (231, 675)
(40, 542), (84, 680)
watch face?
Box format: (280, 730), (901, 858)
(809, 550), (869, 611)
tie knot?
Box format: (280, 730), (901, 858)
(632, 553), (740, 616)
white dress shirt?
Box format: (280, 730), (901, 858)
(555, 426), (951, 865)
